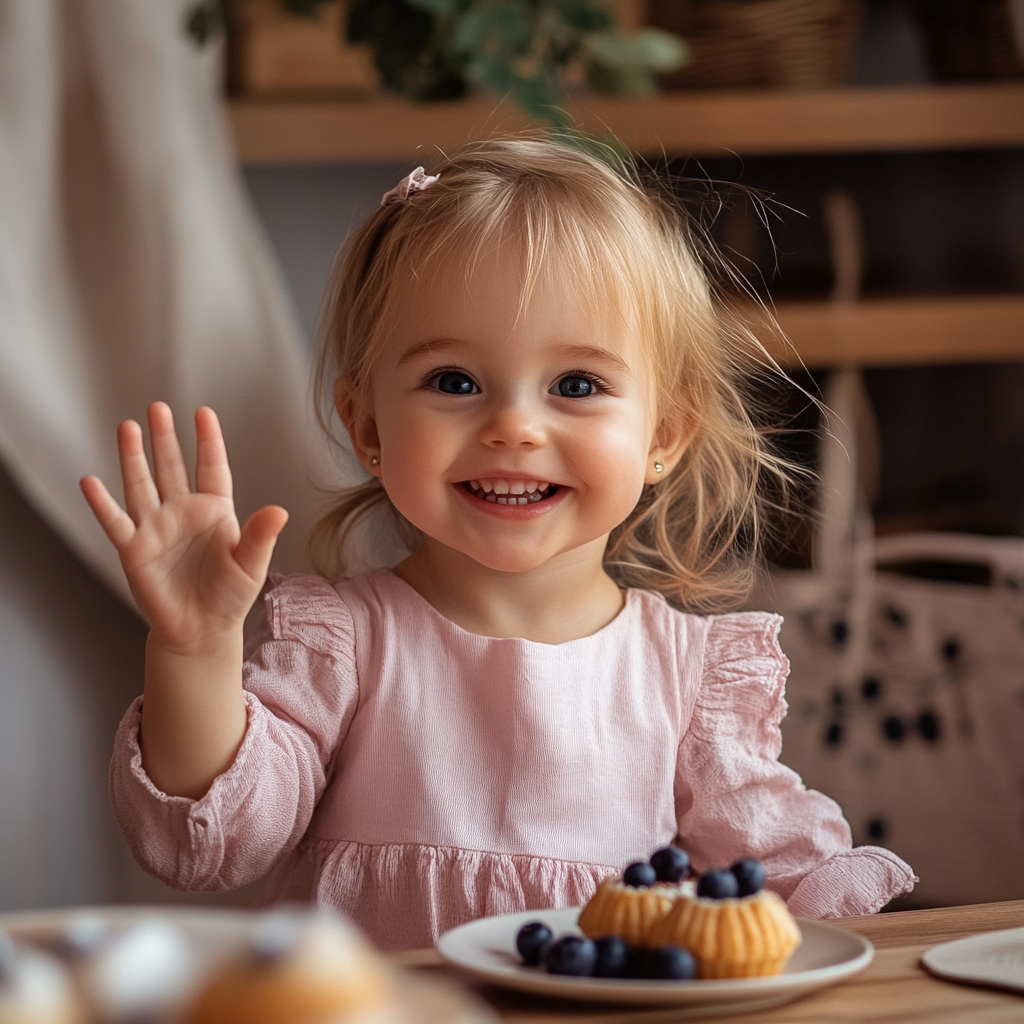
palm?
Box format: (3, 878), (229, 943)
(81, 404), (288, 648)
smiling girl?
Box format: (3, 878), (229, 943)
(83, 139), (914, 950)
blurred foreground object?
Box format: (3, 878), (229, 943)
(649, 0), (862, 90)
(0, 906), (494, 1024)
(0, 0), (339, 606)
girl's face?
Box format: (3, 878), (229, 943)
(344, 249), (674, 576)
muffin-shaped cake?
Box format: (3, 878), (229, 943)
(648, 861), (801, 979)
(186, 910), (395, 1024)
(0, 931), (82, 1024)
(577, 848), (694, 948)
(64, 917), (196, 1023)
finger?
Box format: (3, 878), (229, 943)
(148, 402), (192, 501)
(80, 475), (137, 550)
(234, 506), (289, 583)
(194, 407), (233, 499)
(118, 419), (160, 522)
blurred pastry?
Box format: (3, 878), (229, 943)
(0, 930), (81, 1024)
(187, 910), (395, 1024)
(49, 915), (196, 1023)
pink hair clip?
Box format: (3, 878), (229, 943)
(380, 166), (440, 207)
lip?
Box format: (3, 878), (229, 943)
(455, 481), (569, 519)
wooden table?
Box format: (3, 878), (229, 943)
(392, 901), (1024, 1023)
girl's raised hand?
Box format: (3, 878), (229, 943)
(81, 403), (288, 650)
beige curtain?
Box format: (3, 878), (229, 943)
(0, 0), (340, 605)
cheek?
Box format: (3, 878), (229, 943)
(376, 405), (454, 504)
(575, 417), (651, 501)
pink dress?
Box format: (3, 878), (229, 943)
(110, 570), (915, 950)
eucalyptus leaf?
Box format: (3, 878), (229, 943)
(406, 0), (465, 15)
(586, 28), (688, 73)
(184, 1), (224, 45)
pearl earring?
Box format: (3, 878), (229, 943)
(654, 461), (664, 473)
(369, 455), (380, 466)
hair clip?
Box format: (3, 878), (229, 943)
(380, 166), (440, 207)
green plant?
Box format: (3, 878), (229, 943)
(187, 0), (687, 127)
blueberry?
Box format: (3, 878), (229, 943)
(593, 935), (630, 977)
(649, 846), (689, 883)
(515, 921), (553, 966)
(696, 869), (739, 899)
(542, 935), (597, 977)
(730, 858), (766, 897)
(622, 861), (657, 888)
(250, 913), (303, 964)
(629, 945), (697, 980)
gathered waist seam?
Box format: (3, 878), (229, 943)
(298, 834), (618, 873)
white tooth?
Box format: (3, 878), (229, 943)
(485, 493), (497, 502)
(493, 480), (509, 495)
(497, 495), (509, 504)
(480, 479), (493, 493)
(509, 481), (526, 495)
(517, 496), (528, 505)
(524, 480), (539, 493)
(469, 480), (481, 491)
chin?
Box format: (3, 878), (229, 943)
(462, 547), (555, 575)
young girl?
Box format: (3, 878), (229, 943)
(83, 139), (914, 952)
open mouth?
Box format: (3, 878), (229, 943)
(462, 479), (560, 506)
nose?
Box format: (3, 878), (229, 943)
(478, 391), (546, 449)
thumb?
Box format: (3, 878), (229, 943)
(235, 505), (289, 582)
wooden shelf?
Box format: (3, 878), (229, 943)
(229, 83), (1024, 164)
(761, 296), (1024, 369)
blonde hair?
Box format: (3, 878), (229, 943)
(313, 137), (795, 613)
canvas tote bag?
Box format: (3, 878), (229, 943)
(759, 367), (1024, 907)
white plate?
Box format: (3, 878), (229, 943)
(438, 907), (873, 1015)
(922, 927), (1024, 993)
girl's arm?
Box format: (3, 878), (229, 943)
(676, 612), (916, 917)
(81, 403), (287, 799)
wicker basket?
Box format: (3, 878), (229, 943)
(911, 0), (1024, 81)
(648, 0), (863, 91)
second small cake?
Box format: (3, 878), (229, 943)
(648, 885), (801, 978)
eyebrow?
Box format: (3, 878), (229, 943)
(557, 345), (632, 375)
(397, 337), (461, 366)
(398, 338), (633, 375)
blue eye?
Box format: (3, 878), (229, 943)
(432, 371), (478, 395)
(555, 375), (594, 398)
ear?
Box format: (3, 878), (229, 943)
(335, 377), (382, 478)
(645, 412), (697, 485)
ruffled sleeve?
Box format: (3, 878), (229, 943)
(108, 573), (359, 891)
(676, 612), (916, 917)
